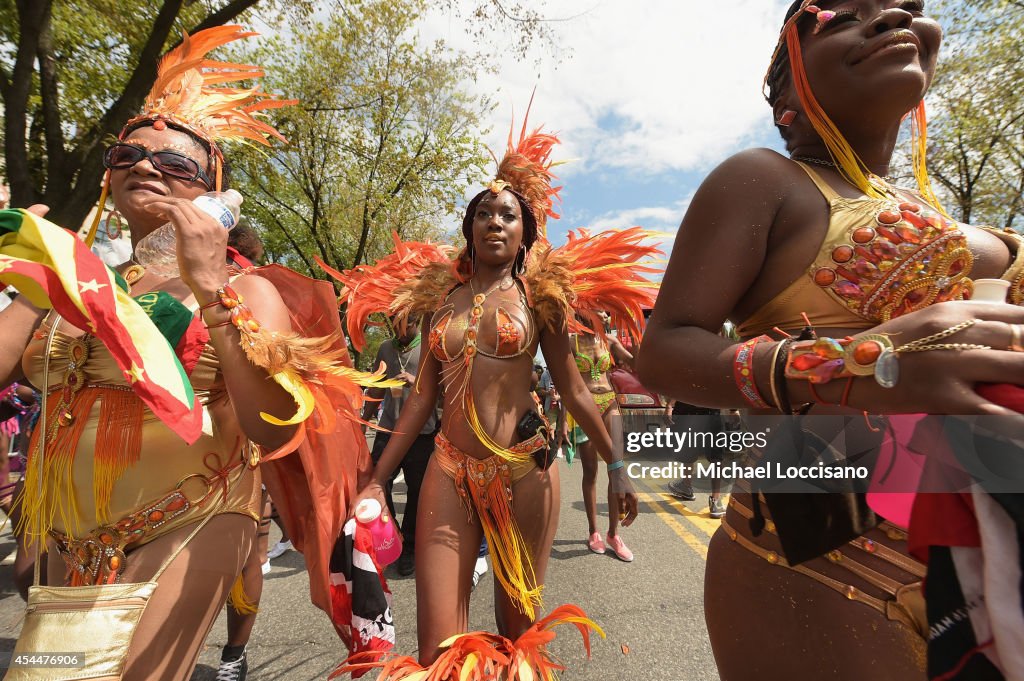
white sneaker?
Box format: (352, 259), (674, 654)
(261, 560), (271, 575)
(267, 539), (293, 560)
(471, 555), (488, 590)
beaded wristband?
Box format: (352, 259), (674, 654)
(784, 335), (893, 384)
(201, 284), (263, 334)
(733, 335), (772, 409)
(607, 460), (625, 472)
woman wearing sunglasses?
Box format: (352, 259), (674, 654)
(1, 27), (376, 681)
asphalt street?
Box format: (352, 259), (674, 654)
(0, 449), (724, 680)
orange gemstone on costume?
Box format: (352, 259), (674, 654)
(852, 227), (876, 244)
(108, 555), (122, 571)
(166, 497), (186, 513)
(831, 246), (854, 263)
(246, 319), (260, 332)
(813, 268), (837, 286)
(99, 532), (113, 545)
(863, 539), (877, 553)
(852, 341), (882, 365)
(877, 210), (902, 225)
(148, 510), (164, 523)
(898, 202), (921, 213)
(895, 225), (922, 244)
(467, 329), (477, 340)
(473, 294), (485, 305)
(792, 354), (826, 371)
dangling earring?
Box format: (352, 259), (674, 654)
(776, 110), (797, 127)
(513, 245), (526, 277)
(103, 209), (124, 240)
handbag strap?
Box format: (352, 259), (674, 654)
(33, 313), (227, 586)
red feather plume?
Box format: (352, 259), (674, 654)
(526, 227), (663, 343)
(317, 232), (454, 351)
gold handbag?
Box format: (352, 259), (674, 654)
(5, 317), (216, 681)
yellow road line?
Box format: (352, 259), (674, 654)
(633, 478), (726, 538)
(637, 493), (708, 559)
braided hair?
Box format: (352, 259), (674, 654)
(458, 188), (539, 279)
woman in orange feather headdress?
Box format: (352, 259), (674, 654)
(1, 26), (385, 680)
(326, 107), (664, 681)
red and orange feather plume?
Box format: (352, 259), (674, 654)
(526, 227), (662, 344)
(330, 605), (603, 681)
(318, 232), (455, 352)
(488, 95), (562, 243)
(124, 25), (296, 148)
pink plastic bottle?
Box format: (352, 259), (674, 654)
(355, 498), (402, 566)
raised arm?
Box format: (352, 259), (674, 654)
(199, 273), (303, 450)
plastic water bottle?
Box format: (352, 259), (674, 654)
(354, 498), (403, 567)
(133, 189), (242, 278)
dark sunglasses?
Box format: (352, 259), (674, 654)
(103, 143), (212, 188)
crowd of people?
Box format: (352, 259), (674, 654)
(1, 2), (1023, 680)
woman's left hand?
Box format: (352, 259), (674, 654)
(142, 196), (228, 296)
(609, 467), (639, 526)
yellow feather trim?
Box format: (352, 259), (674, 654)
(228, 573), (258, 615)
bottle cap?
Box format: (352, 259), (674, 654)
(971, 279), (1010, 303)
(355, 498), (382, 523)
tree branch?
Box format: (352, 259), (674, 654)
(185, 0), (262, 35)
(4, 0), (52, 206)
(37, 11), (66, 200)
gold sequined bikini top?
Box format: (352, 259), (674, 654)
(429, 281), (535, 364)
(737, 163), (974, 337)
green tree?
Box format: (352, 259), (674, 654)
(230, 0), (491, 277)
(0, 0), (304, 228)
(910, 1), (1024, 229)
(0, 0), (543, 233)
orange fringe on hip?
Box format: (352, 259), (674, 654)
(435, 433), (542, 619)
(19, 386), (145, 543)
(331, 604), (604, 681)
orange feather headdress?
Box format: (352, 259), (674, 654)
(87, 25), (296, 244)
(479, 96), (562, 245)
(122, 24), (296, 187)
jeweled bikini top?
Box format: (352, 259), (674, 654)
(429, 279), (534, 365)
(574, 335), (611, 381)
(738, 162), (974, 337)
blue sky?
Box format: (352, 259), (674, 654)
(420, 0), (793, 248)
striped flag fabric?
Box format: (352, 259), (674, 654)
(0, 209), (201, 443)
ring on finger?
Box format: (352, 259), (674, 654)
(1010, 324), (1024, 353)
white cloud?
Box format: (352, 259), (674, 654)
(418, 1), (788, 178)
(589, 195), (693, 233)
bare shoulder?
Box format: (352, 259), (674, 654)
(704, 148), (806, 197)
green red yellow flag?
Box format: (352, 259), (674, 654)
(0, 209), (202, 443)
